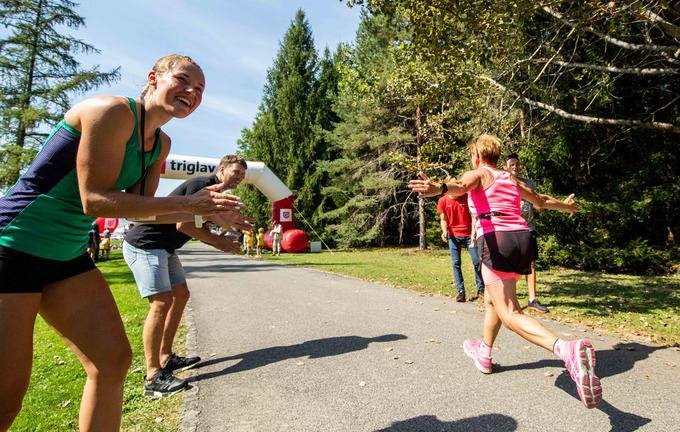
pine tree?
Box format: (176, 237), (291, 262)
(238, 9), (336, 230)
(319, 13), (418, 248)
(0, 0), (120, 189)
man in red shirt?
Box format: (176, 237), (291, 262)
(438, 193), (484, 302)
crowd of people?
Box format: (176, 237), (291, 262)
(240, 221), (283, 258)
(0, 54), (601, 431)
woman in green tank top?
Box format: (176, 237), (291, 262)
(0, 54), (243, 431)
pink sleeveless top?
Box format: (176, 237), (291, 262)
(468, 166), (529, 237)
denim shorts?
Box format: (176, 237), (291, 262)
(122, 240), (186, 298)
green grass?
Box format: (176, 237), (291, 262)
(262, 247), (680, 346)
(11, 249), (183, 431)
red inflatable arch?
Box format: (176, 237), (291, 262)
(160, 154), (308, 253)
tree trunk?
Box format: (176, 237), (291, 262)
(17, 0), (43, 149)
(10, 0), (43, 184)
(415, 102), (426, 250)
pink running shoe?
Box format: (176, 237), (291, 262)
(560, 338), (602, 409)
(463, 339), (492, 374)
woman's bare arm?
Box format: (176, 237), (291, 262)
(408, 169), (484, 198)
(518, 181), (576, 215)
(74, 98), (240, 218)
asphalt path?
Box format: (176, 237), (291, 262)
(176, 243), (679, 432)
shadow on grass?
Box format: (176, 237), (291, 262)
(374, 414), (517, 432)
(497, 342), (659, 431)
(540, 272), (680, 316)
(188, 334), (407, 383)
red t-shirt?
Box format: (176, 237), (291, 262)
(437, 194), (472, 237)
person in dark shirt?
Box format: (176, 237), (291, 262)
(123, 155), (250, 397)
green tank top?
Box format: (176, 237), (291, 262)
(0, 97), (163, 260)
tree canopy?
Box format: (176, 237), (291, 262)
(0, 0), (120, 189)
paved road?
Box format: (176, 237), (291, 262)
(176, 243), (679, 432)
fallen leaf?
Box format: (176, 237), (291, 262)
(385, 347), (394, 352)
(130, 368), (142, 374)
(544, 372), (554, 377)
(53, 355), (61, 360)
(56, 361), (65, 366)
(209, 352), (217, 357)
(392, 356), (399, 360)
(523, 346), (531, 349)
(155, 417), (163, 423)
(433, 308), (440, 311)
(404, 360), (414, 365)
(58, 400), (71, 408)
(295, 361), (305, 366)
(359, 381), (366, 387)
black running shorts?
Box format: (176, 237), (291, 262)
(528, 230), (538, 262)
(476, 230), (534, 275)
(0, 245), (96, 293)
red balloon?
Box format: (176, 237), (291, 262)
(281, 229), (308, 253)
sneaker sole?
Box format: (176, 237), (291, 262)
(463, 343), (492, 374)
(144, 386), (187, 398)
(574, 339), (602, 409)
(172, 361), (201, 373)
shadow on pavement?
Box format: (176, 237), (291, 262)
(496, 342), (658, 431)
(182, 263), (281, 275)
(374, 414), (517, 432)
(188, 334), (407, 383)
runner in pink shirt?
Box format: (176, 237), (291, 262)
(409, 134), (601, 409)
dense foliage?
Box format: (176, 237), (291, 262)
(240, 2), (679, 274)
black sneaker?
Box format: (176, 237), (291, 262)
(144, 369), (187, 398)
(456, 292), (466, 302)
(163, 353), (201, 373)
(527, 299), (550, 313)
(470, 291), (484, 302)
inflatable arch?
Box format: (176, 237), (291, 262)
(160, 154), (309, 252)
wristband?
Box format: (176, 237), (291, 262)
(194, 215), (203, 228)
(440, 182), (448, 195)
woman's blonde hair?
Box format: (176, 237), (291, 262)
(469, 134), (502, 165)
(141, 54), (202, 99)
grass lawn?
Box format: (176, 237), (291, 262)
(11, 249), (183, 431)
(262, 247), (680, 346)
